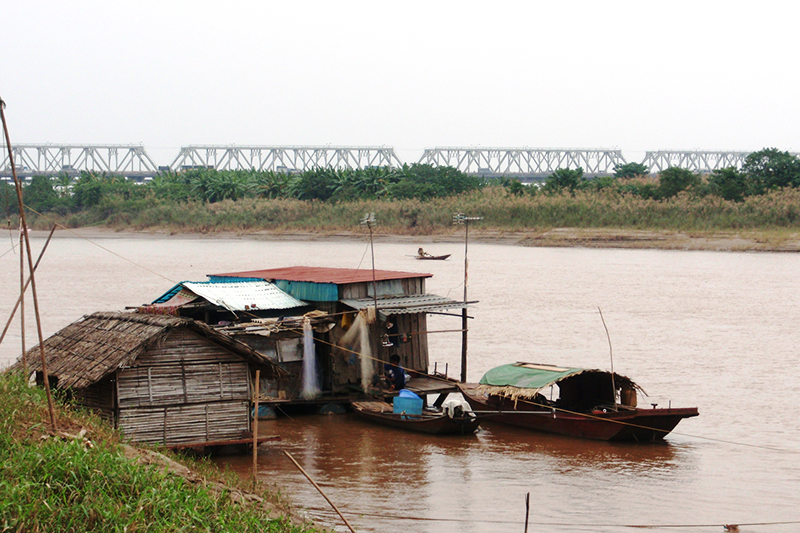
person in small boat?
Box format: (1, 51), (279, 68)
(417, 247), (431, 258)
(384, 354), (406, 391)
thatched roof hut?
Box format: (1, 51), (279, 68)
(12, 311), (287, 388)
(11, 311), (288, 447)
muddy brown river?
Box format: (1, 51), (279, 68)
(1, 230), (798, 532)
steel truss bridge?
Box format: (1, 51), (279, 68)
(169, 145), (403, 173)
(640, 151), (755, 174)
(1, 144), (792, 181)
(418, 147), (627, 180)
(1, 144), (159, 180)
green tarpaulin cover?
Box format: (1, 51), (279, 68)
(478, 363), (586, 390)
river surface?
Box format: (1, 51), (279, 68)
(1, 230), (798, 532)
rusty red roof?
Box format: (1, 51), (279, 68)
(211, 266), (432, 285)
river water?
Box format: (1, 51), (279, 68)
(1, 230), (798, 532)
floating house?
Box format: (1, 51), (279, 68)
(138, 267), (470, 404)
(208, 266), (470, 401)
(12, 311), (288, 448)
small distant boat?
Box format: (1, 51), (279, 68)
(415, 248), (450, 260)
(351, 400), (480, 435)
(459, 362), (698, 442)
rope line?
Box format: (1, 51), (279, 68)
(312, 508), (800, 529)
(20, 206), (177, 284)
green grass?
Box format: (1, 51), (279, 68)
(0, 373), (321, 533)
(24, 184), (800, 237)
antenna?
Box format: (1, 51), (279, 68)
(360, 213), (378, 315)
(453, 213), (482, 382)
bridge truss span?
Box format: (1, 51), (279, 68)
(417, 147), (627, 179)
(170, 145), (403, 172)
(641, 151), (756, 173)
(1, 144), (158, 178)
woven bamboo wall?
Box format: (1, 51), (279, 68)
(116, 329), (251, 445)
(118, 401), (249, 445)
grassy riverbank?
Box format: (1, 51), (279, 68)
(30, 186), (800, 252)
(0, 372), (322, 533)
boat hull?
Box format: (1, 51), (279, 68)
(459, 384), (698, 442)
(351, 401), (480, 435)
(415, 254), (451, 260)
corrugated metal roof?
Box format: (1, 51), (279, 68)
(211, 266), (432, 285)
(181, 280), (307, 312)
(340, 294), (471, 315)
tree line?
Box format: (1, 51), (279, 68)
(2, 147), (799, 219)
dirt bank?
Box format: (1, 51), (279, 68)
(45, 226), (800, 253)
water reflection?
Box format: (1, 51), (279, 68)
(216, 413), (699, 533)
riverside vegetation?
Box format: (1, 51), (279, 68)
(0, 372), (322, 533)
(3, 149), (800, 247)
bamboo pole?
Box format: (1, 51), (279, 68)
(598, 307), (617, 411)
(454, 213), (481, 383)
(0, 96), (57, 431)
(252, 369), (260, 482)
(19, 226), (26, 374)
(283, 450), (357, 533)
(0, 225), (58, 348)
(460, 218), (469, 382)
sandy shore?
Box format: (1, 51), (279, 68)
(37, 226), (800, 253)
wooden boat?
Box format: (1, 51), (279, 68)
(351, 400), (480, 435)
(415, 253), (451, 261)
(459, 362), (698, 442)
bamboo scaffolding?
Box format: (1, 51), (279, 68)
(0, 96), (57, 431)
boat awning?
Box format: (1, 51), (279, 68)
(478, 362), (638, 396)
(148, 280), (307, 313)
(479, 363), (585, 390)
(340, 294), (471, 316)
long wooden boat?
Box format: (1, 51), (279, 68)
(351, 400), (480, 435)
(459, 362), (698, 442)
(415, 253), (451, 261)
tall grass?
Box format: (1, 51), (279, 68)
(0, 373), (319, 533)
(30, 185), (800, 235)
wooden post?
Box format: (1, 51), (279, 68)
(252, 369), (260, 481)
(524, 491), (530, 533)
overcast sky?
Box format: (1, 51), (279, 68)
(3, 1), (798, 166)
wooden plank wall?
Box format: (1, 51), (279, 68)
(339, 277), (427, 299)
(374, 313), (427, 372)
(74, 375), (116, 423)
